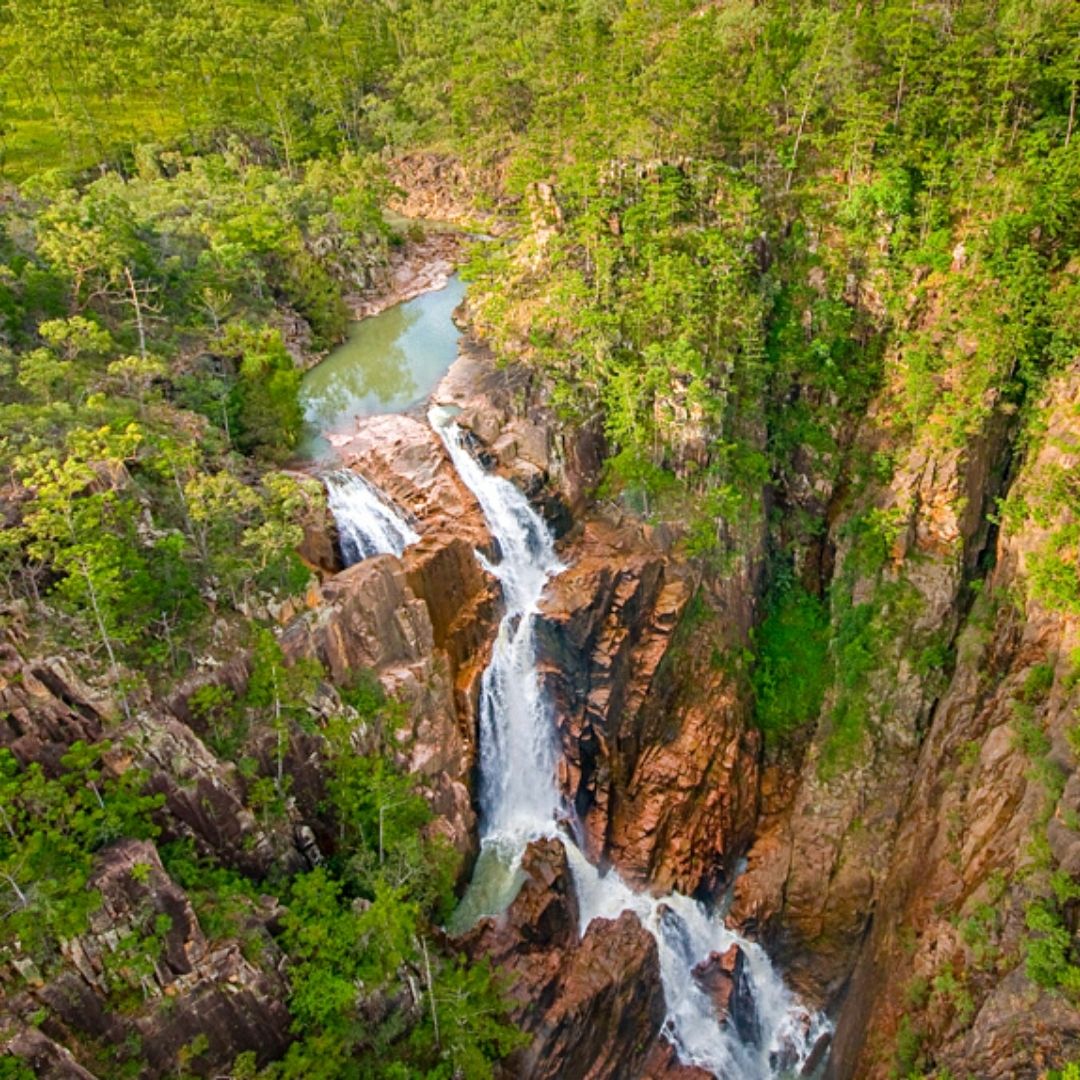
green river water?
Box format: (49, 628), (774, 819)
(299, 274), (466, 458)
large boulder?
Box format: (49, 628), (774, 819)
(459, 838), (674, 1080)
(691, 944), (760, 1048)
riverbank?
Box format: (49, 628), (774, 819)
(348, 228), (466, 320)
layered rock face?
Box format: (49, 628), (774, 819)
(4, 839), (289, 1078)
(349, 231), (464, 320)
(0, 645), (299, 884)
(537, 522), (761, 896)
(0, 651), (113, 767)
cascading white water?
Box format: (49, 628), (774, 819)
(432, 413), (564, 841)
(324, 469), (419, 565)
(565, 847), (829, 1077)
(431, 405), (828, 1079)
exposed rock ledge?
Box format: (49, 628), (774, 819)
(4, 838), (290, 1078)
(348, 230), (465, 321)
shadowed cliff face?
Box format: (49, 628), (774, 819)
(821, 365), (1080, 1079)
(725, 329), (1080, 1074)
(732, 399), (1014, 1004)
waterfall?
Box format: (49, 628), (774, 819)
(565, 848), (830, 1076)
(432, 412), (564, 842)
(324, 469), (419, 566)
(431, 406), (828, 1079)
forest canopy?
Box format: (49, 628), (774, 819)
(2, 1), (1080, 1077)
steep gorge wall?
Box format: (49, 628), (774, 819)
(733, 390), (1014, 1001)
(728, 314), (1080, 1075)
(826, 364), (1080, 1078)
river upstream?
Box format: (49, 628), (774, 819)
(300, 273), (828, 1079)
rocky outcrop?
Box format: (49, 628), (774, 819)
(536, 520), (761, 896)
(434, 340), (604, 527)
(0, 650), (114, 768)
(459, 838), (675, 1080)
(349, 231), (465, 320)
(5, 839), (289, 1078)
(332, 411), (492, 548)
(3, 1028), (100, 1079)
(282, 552), (491, 857)
(135, 713), (302, 876)
(385, 153), (508, 233)
(692, 945), (759, 1047)
(640, 1042), (716, 1080)
(305, 412), (505, 853)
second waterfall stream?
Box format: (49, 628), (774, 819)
(324, 468), (419, 565)
(430, 406), (829, 1079)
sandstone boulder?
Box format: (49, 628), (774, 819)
(691, 944), (760, 1048)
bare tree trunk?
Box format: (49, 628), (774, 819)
(64, 503), (131, 721)
(2, 871), (28, 910)
(1067, 79), (1077, 149)
(786, 18), (835, 193)
(273, 662), (285, 793)
(124, 266), (147, 359)
(78, 555), (131, 722)
(274, 98), (295, 176)
(420, 936), (441, 1049)
(0, 804), (17, 841)
(893, 0), (917, 125)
